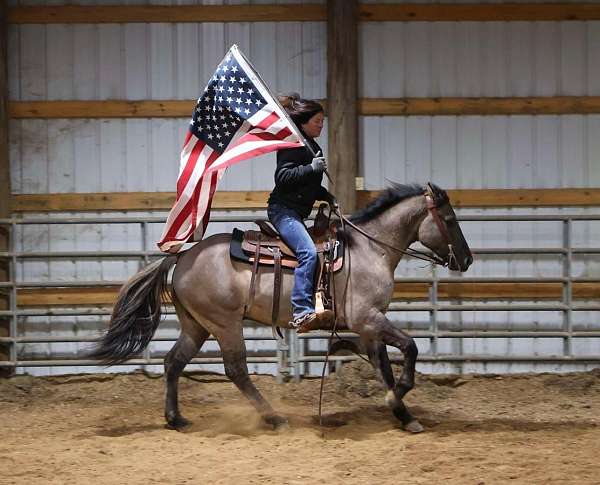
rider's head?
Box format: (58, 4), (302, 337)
(278, 93), (324, 138)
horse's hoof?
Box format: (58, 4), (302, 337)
(403, 419), (424, 433)
(264, 414), (289, 430)
(165, 415), (192, 431)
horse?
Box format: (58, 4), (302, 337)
(90, 183), (472, 433)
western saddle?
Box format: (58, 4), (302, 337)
(229, 204), (344, 330)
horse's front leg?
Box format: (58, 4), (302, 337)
(361, 312), (423, 432)
(373, 312), (418, 399)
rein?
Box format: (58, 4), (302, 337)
(338, 207), (447, 267)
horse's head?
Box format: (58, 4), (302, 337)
(417, 183), (473, 272)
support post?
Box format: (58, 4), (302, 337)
(0, 1), (12, 376)
(327, 0), (358, 212)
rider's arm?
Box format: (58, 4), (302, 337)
(274, 149), (314, 188)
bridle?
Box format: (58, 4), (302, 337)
(423, 184), (459, 269)
(338, 185), (456, 267)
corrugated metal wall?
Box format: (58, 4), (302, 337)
(6, 0), (600, 375)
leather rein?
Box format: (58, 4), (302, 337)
(338, 190), (454, 267)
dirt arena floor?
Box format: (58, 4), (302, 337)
(1, 361), (599, 485)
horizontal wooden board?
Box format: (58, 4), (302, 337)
(10, 101), (193, 119)
(359, 3), (600, 22)
(16, 282), (599, 307)
(10, 192), (270, 211)
(360, 97), (600, 116)
(8, 4), (600, 24)
(360, 188), (600, 208)
(10, 98), (600, 118)
(393, 282), (600, 300)
(8, 4), (326, 23)
(10, 189), (600, 212)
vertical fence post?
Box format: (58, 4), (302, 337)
(141, 221), (151, 368)
(10, 220), (17, 368)
(562, 219), (573, 359)
(0, 1), (11, 376)
(429, 266), (439, 363)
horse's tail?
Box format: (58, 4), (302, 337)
(89, 255), (178, 366)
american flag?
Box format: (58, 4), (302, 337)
(158, 45), (304, 253)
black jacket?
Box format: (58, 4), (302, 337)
(267, 138), (334, 219)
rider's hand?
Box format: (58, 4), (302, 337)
(311, 156), (327, 173)
(330, 198), (339, 212)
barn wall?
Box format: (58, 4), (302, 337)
(6, 0), (600, 375)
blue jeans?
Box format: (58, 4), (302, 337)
(267, 204), (317, 318)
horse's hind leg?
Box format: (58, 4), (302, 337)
(216, 325), (288, 429)
(164, 302), (210, 430)
(363, 335), (423, 433)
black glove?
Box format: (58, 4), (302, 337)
(329, 197), (339, 212)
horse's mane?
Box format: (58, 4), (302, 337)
(349, 182), (447, 224)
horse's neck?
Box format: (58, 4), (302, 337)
(358, 196), (426, 269)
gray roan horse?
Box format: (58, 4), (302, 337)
(91, 183), (472, 433)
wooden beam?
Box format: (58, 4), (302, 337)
(360, 97), (600, 116)
(8, 4), (326, 24)
(0, 0), (11, 375)
(10, 191), (271, 212)
(8, 3), (600, 24)
(10, 188), (600, 212)
(10, 100), (193, 119)
(11, 97), (600, 119)
(393, 282), (600, 300)
(16, 282), (600, 307)
(327, 0), (358, 211)
(358, 188), (600, 208)
(359, 3), (600, 22)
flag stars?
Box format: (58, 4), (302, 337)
(229, 76), (236, 83)
(231, 66), (238, 73)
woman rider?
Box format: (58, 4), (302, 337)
(267, 93), (337, 330)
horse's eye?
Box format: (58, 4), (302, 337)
(443, 214), (455, 223)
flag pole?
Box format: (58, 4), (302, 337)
(232, 45), (333, 184)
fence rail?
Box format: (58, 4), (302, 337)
(1, 211), (600, 377)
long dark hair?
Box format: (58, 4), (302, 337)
(278, 93), (323, 126)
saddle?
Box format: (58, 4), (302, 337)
(229, 204), (344, 329)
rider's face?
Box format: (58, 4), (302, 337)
(301, 112), (324, 138)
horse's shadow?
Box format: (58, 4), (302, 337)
(89, 404), (594, 440)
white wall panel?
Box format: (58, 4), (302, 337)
(359, 20), (600, 97)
